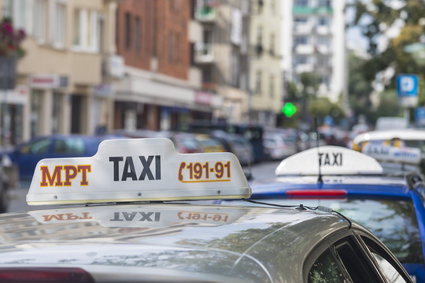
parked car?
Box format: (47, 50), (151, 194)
(222, 145), (425, 281)
(0, 138), (412, 282)
(0, 155), (11, 213)
(8, 134), (120, 180)
(211, 130), (254, 165)
(263, 132), (297, 160)
(194, 133), (226, 153)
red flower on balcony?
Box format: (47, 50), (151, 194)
(0, 17), (26, 58)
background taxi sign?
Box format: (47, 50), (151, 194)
(26, 138), (251, 205)
(362, 143), (421, 165)
(275, 146), (383, 176)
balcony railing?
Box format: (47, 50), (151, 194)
(194, 43), (214, 64)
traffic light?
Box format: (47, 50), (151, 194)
(281, 102), (297, 118)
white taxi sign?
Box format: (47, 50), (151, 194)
(362, 143), (421, 165)
(275, 146), (383, 176)
(26, 138), (251, 205)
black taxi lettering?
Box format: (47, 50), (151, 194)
(109, 155), (161, 181)
(319, 152), (342, 166)
(42, 212), (93, 222)
(109, 212), (161, 222)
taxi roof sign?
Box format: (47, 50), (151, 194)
(26, 138), (251, 205)
(362, 143), (421, 165)
(275, 146), (384, 176)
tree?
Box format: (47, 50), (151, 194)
(308, 97), (345, 124)
(349, 0), (425, 103)
(347, 51), (375, 122)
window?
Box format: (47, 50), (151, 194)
(308, 249), (348, 282)
(231, 49), (239, 87)
(294, 55), (308, 64)
(5, 0), (26, 31)
(294, 17), (308, 24)
(256, 25), (263, 44)
(3, 0), (12, 19)
(168, 32), (174, 63)
(318, 0), (331, 7)
(269, 75), (275, 98)
(73, 9), (100, 52)
(54, 138), (85, 154)
(362, 237), (408, 283)
(335, 240), (379, 282)
(317, 36), (330, 46)
(255, 70), (262, 94)
(53, 2), (66, 48)
(52, 92), (63, 134)
(270, 33), (275, 55)
(318, 17), (329, 26)
(34, 0), (48, 42)
(295, 36), (308, 45)
(294, 0), (309, 7)
(134, 16), (141, 53)
(30, 90), (42, 138)
(371, 253), (406, 283)
(22, 138), (51, 155)
(125, 13), (131, 50)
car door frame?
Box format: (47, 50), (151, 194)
(302, 227), (411, 282)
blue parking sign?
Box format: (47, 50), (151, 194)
(397, 74), (419, 96)
(397, 74), (419, 107)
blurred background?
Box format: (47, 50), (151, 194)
(0, 0), (425, 211)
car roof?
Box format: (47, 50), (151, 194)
(354, 129), (425, 143)
(0, 203), (349, 282)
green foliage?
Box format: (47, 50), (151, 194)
(308, 97), (345, 122)
(371, 90), (403, 123)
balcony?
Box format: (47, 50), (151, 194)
(316, 45), (331, 54)
(194, 43), (214, 64)
(294, 24), (313, 34)
(295, 63), (314, 73)
(195, 5), (216, 23)
(316, 25), (330, 35)
(295, 45), (314, 55)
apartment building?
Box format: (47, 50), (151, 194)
(249, 0), (283, 127)
(282, 0), (346, 103)
(0, 0), (120, 145)
(194, 0), (250, 123)
(114, 0), (221, 131)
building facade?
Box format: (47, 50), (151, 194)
(0, 0), (119, 145)
(282, 0), (346, 103)
(114, 0), (221, 132)
(194, 0), (250, 124)
(249, 0), (283, 127)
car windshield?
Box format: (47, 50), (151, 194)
(222, 198), (423, 264)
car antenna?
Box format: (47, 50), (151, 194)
(314, 118), (323, 184)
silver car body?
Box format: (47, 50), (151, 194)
(0, 203), (388, 282)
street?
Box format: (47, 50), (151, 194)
(5, 161), (281, 213)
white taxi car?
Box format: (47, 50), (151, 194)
(0, 138), (412, 282)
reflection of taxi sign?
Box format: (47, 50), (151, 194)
(27, 138), (251, 205)
(29, 205), (247, 228)
(362, 144), (421, 165)
(275, 146), (383, 176)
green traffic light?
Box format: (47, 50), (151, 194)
(282, 102), (297, 117)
